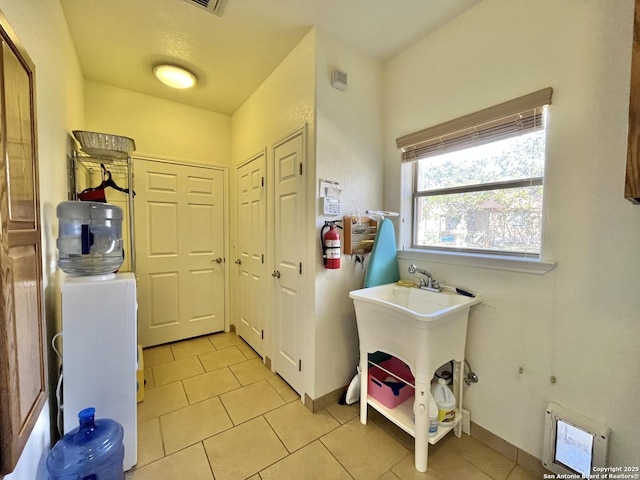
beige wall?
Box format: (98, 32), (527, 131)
(384, 0), (639, 464)
(313, 30), (384, 397)
(85, 80), (231, 166)
(230, 28), (384, 400)
(231, 30), (315, 164)
(230, 29), (316, 396)
(0, 0), (85, 477)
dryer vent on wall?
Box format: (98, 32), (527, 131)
(179, 0), (228, 17)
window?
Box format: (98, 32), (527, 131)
(398, 88), (552, 257)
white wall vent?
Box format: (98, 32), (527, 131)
(331, 69), (347, 91)
(179, 0), (228, 17)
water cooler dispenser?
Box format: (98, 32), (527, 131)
(60, 273), (138, 471)
(57, 200), (138, 471)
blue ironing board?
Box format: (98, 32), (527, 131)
(364, 218), (400, 288)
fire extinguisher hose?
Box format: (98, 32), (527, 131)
(321, 223), (329, 266)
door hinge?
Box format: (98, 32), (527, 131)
(261, 254), (264, 264)
(298, 359), (302, 371)
(299, 162), (303, 176)
(261, 176), (264, 187)
(299, 262), (302, 274)
(261, 330), (264, 340)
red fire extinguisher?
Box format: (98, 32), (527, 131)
(321, 221), (342, 269)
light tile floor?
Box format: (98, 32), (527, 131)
(127, 332), (537, 480)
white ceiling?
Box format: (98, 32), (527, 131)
(60, 0), (481, 115)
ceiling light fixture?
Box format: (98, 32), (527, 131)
(153, 64), (198, 89)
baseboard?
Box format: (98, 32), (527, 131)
(470, 422), (551, 478)
(232, 350), (547, 479)
(304, 387), (345, 413)
(301, 391), (550, 478)
(517, 448), (550, 479)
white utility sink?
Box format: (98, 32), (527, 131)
(349, 282), (482, 472)
(349, 282), (482, 322)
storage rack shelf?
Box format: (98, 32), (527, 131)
(361, 349), (464, 472)
(67, 150), (136, 272)
(368, 395), (461, 445)
(365, 355), (462, 444)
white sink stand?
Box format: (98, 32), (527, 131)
(353, 294), (474, 472)
(359, 351), (464, 472)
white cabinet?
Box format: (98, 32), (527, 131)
(61, 273), (138, 471)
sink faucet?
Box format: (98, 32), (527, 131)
(408, 264), (441, 292)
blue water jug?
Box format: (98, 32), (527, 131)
(46, 407), (124, 480)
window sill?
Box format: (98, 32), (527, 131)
(397, 248), (556, 275)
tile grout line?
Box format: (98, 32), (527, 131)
(315, 435), (357, 479)
(251, 413), (294, 477)
(317, 409), (413, 479)
(141, 335), (394, 479)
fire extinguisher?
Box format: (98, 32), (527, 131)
(321, 221), (342, 269)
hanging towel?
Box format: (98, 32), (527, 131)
(364, 218), (400, 288)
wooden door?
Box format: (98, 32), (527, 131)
(235, 151), (267, 356)
(135, 159), (226, 347)
(272, 129), (305, 393)
(626, 0), (640, 202)
(0, 22), (46, 474)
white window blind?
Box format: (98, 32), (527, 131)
(397, 87), (553, 162)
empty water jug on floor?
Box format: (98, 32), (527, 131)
(46, 407), (124, 480)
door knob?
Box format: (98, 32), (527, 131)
(272, 270), (281, 278)
(234, 259), (242, 265)
(213, 257), (223, 264)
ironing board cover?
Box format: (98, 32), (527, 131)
(363, 218), (400, 288)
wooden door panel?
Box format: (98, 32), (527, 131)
(3, 42), (35, 227)
(237, 270), (251, 332)
(147, 202), (179, 255)
(147, 171), (178, 193)
(10, 244), (44, 422)
(187, 175), (214, 195)
(149, 272), (180, 327)
(0, 18), (46, 473)
(187, 269), (216, 319)
(277, 193), (299, 268)
(188, 204), (215, 254)
(277, 151), (298, 183)
(277, 285), (299, 362)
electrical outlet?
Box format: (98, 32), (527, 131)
(462, 409), (471, 435)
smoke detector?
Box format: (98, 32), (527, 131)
(179, 0), (228, 17)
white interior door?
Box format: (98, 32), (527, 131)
(235, 152), (266, 356)
(135, 159), (225, 347)
(272, 130), (305, 393)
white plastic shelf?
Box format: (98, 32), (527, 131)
(367, 395), (460, 445)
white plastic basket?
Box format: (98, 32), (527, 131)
(73, 130), (135, 158)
